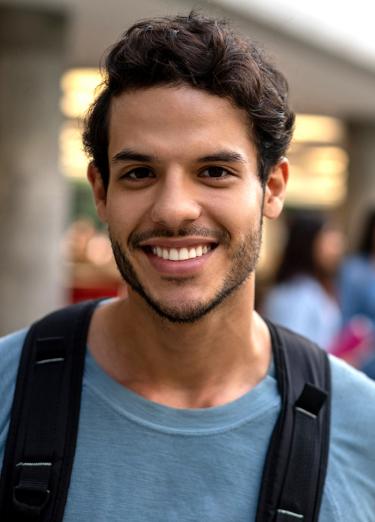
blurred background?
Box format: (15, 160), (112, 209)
(1, 0), (375, 374)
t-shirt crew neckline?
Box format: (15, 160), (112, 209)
(84, 347), (279, 435)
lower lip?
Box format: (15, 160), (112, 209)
(144, 249), (215, 276)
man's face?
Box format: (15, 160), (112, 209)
(89, 85), (286, 322)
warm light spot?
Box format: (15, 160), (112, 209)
(287, 115), (348, 207)
(60, 68), (103, 119)
(303, 146), (349, 176)
(286, 165), (347, 206)
(294, 114), (345, 144)
(59, 121), (88, 178)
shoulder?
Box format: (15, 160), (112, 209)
(327, 355), (375, 517)
(329, 354), (375, 431)
(0, 329), (27, 387)
(0, 328), (28, 404)
(268, 326), (375, 515)
(0, 329), (28, 464)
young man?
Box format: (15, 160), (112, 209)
(1, 13), (375, 521)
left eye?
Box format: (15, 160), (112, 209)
(199, 167), (230, 178)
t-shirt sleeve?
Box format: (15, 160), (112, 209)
(327, 355), (375, 519)
(0, 329), (27, 471)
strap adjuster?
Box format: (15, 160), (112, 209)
(12, 462), (52, 515)
(13, 484), (50, 514)
(295, 383), (327, 417)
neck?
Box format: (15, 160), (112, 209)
(88, 282), (271, 409)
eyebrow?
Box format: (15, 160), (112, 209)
(197, 151), (247, 164)
(111, 148), (247, 165)
(111, 148), (155, 164)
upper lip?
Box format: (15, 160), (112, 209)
(138, 238), (218, 249)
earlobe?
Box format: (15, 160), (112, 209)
(263, 158), (289, 220)
(87, 162), (108, 223)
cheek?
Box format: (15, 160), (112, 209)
(105, 191), (151, 230)
(207, 188), (261, 238)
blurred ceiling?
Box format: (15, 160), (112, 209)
(4, 0), (375, 119)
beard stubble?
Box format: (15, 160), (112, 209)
(109, 220), (262, 324)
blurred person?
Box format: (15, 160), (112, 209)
(338, 209), (375, 375)
(1, 12), (375, 522)
(339, 208), (375, 325)
(62, 219), (123, 302)
(263, 213), (344, 349)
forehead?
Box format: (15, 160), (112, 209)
(108, 85), (256, 161)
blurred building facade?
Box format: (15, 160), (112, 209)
(1, 0), (375, 333)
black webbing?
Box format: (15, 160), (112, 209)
(0, 300), (100, 522)
(255, 322), (331, 522)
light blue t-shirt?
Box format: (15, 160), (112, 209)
(1, 328), (375, 521)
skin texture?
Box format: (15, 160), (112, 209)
(88, 85), (288, 408)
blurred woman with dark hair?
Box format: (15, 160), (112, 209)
(262, 213), (344, 349)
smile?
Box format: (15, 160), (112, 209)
(151, 245), (212, 261)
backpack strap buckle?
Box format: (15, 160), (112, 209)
(295, 383), (327, 418)
(12, 462), (52, 515)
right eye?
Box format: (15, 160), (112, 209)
(122, 167), (155, 180)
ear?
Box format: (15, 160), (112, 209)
(263, 158), (289, 220)
(87, 162), (108, 223)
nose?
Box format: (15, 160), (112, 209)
(150, 171), (201, 229)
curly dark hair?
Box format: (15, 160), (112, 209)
(83, 12), (295, 189)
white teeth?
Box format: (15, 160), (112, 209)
(169, 248), (179, 261)
(151, 245), (212, 261)
(179, 248), (189, 261)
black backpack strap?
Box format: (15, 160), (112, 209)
(0, 299), (100, 522)
(256, 322), (331, 522)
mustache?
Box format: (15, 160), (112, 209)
(128, 226), (231, 248)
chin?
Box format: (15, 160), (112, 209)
(139, 279), (245, 324)
(139, 291), (213, 323)
(149, 303), (215, 324)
